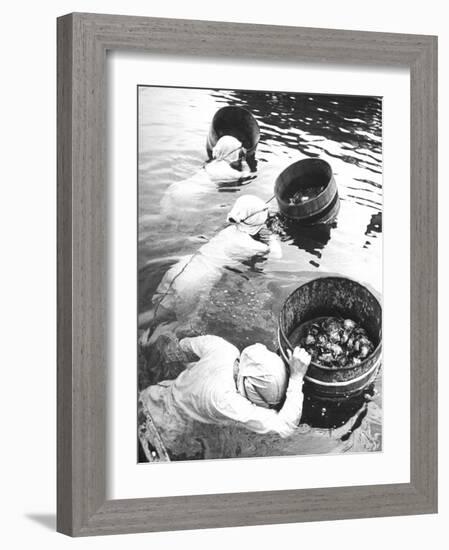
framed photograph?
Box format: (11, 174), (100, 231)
(57, 13), (437, 536)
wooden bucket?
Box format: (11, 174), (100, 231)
(278, 276), (382, 399)
(274, 159), (339, 224)
(206, 106), (260, 169)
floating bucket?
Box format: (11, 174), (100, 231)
(278, 277), (382, 399)
(206, 106), (260, 168)
(274, 159), (339, 224)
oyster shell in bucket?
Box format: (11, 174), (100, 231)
(297, 316), (374, 369)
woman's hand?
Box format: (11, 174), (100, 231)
(286, 347), (311, 379)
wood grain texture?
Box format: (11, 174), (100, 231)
(57, 13), (74, 536)
(56, 12), (438, 536)
(409, 36), (438, 508)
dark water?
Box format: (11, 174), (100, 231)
(138, 86), (382, 459)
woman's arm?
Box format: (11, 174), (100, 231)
(267, 233), (283, 260)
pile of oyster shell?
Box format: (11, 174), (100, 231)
(299, 317), (374, 368)
(288, 185), (324, 205)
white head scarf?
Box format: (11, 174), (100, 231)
(226, 195), (268, 235)
(237, 344), (288, 409)
(212, 136), (243, 164)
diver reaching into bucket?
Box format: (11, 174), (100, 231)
(138, 194), (282, 339)
(139, 336), (312, 459)
(161, 136), (255, 219)
(139, 334), (375, 460)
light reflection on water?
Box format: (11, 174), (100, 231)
(138, 86), (383, 458)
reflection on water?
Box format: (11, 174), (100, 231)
(138, 86), (382, 459)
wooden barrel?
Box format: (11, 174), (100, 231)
(206, 106), (260, 169)
(274, 159), (339, 224)
(278, 276), (382, 399)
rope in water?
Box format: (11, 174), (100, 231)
(150, 193), (276, 325)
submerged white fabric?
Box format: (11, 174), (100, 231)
(237, 343), (288, 408)
(160, 167), (240, 219)
(204, 160), (245, 181)
(140, 336), (304, 453)
(150, 224), (269, 322)
(141, 194), (273, 327)
(160, 136), (248, 218)
(226, 194), (268, 235)
(211, 135), (243, 163)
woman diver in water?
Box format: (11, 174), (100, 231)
(138, 193), (282, 339)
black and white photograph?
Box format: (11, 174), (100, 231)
(0, 0), (441, 544)
(137, 85), (383, 463)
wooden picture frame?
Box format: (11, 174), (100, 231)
(57, 12), (438, 536)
